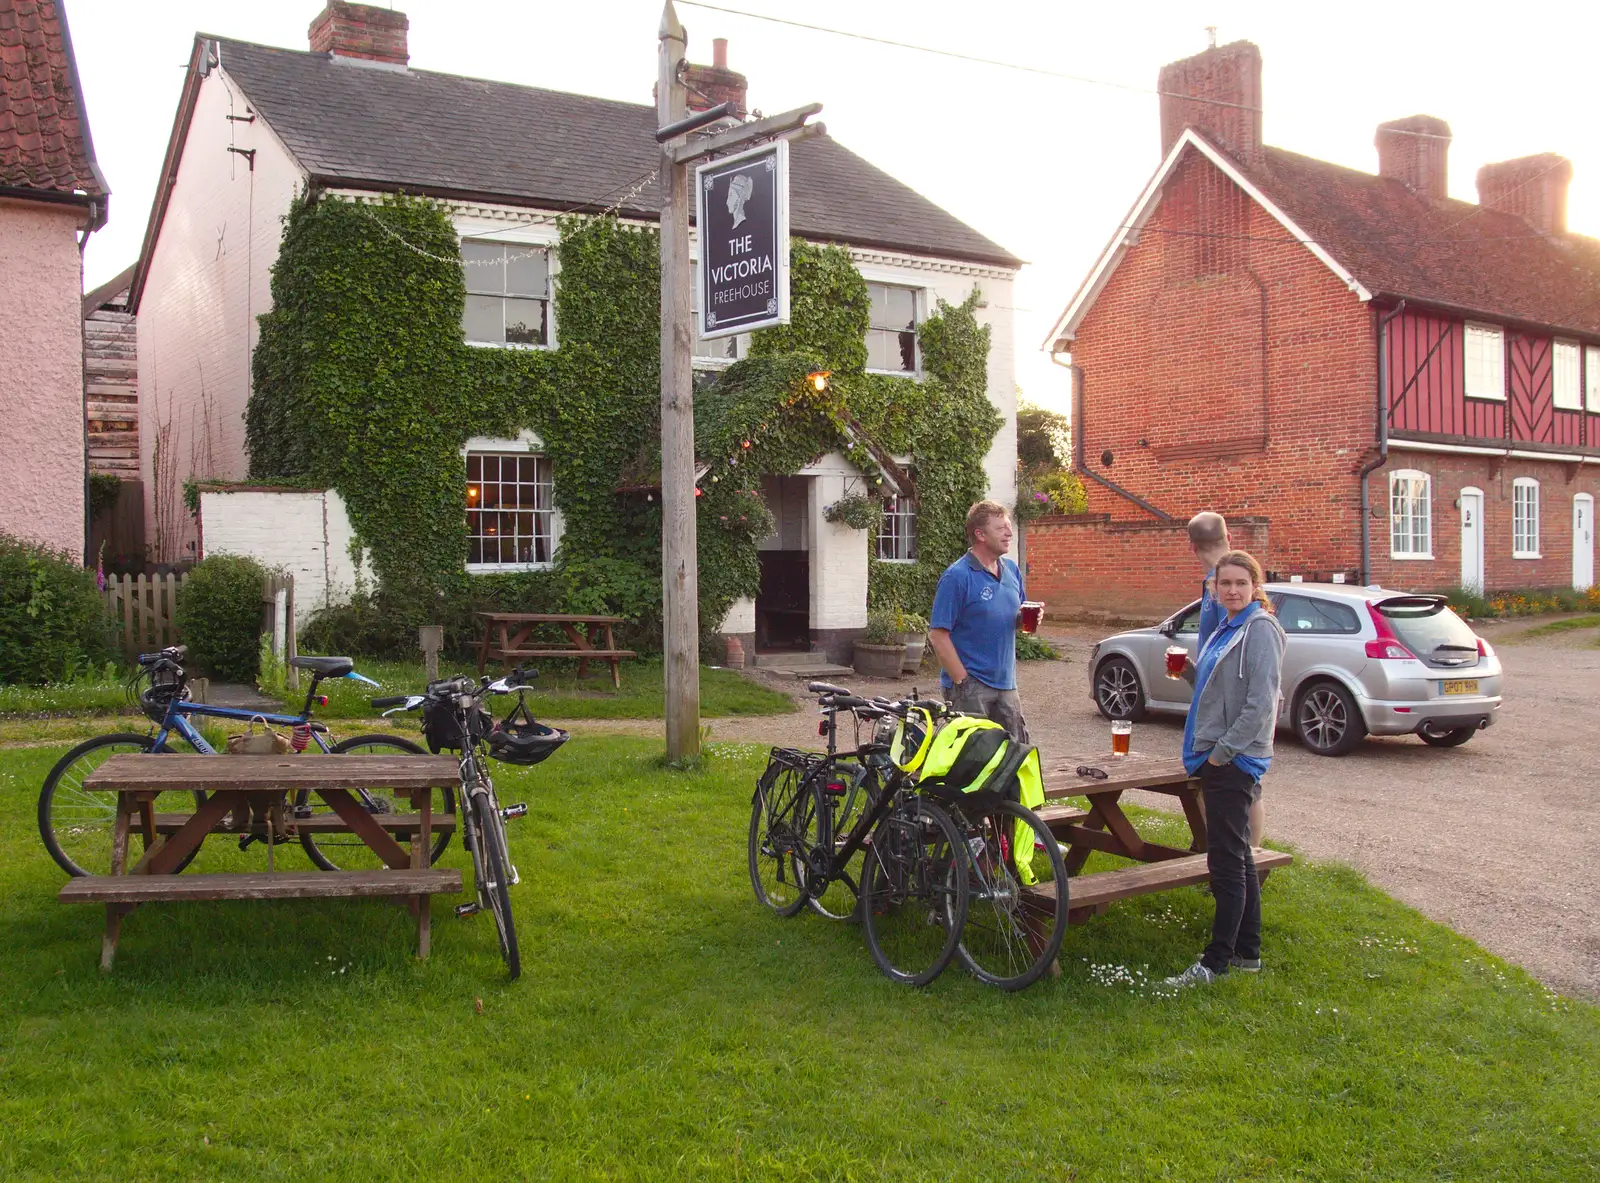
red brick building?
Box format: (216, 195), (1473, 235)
(1036, 40), (1600, 612)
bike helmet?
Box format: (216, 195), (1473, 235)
(487, 695), (569, 767)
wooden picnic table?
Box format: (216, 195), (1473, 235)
(1025, 750), (1292, 925)
(474, 612), (637, 688)
(61, 754), (463, 971)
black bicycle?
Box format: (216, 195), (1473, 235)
(373, 667), (567, 980)
(749, 683), (969, 987)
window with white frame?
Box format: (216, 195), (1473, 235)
(1587, 345), (1600, 413)
(466, 451), (558, 569)
(877, 494), (917, 562)
(1389, 469), (1432, 558)
(1553, 340), (1582, 410)
(463, 240), (551, 347)
(865, 283), (919, 373)
(692, 262), (738, 362)
(1512, 477), (1540, 558)
(1464, 323), (1505, 400)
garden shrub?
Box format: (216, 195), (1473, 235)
(0, 534), (112, 685)
(176, 555), (269, 681)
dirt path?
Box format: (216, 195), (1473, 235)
(701, 625), (1600, 1000)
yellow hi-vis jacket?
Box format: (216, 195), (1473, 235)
(910, 715), (1046, 884)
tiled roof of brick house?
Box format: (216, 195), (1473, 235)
(0, 0), (106, 199)
(1248, 145), (1600, 337)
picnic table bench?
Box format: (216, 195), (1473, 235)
(62, 754), (463, 970)
(474, 612), (636, 688)
(1026, 751), (1292, 926)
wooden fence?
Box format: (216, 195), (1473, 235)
(103, 572), (296, 681)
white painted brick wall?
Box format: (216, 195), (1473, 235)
(199, 489), (364, 626)
(804, 455), (869, 630)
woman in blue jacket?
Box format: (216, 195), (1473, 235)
(1166, 550), (1286, 988)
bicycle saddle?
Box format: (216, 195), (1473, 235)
(290, 656), (354, 678)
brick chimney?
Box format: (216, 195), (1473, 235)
(682, 38), (747, 120)
(1476, 153), (1574, 236)
(1158, 40), (1263, 169)
(309, 2), (409, 67)
(1375, 115), (1451, 201)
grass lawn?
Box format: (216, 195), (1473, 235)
(1518, 614), (1600, 640)
(1, 737), (1595, 1181)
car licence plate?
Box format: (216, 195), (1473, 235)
(1440, 679), (1479, 695)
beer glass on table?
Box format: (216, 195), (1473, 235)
(1110, 719), (1132, 757)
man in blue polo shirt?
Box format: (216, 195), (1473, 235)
(928, 500), (1029, 740)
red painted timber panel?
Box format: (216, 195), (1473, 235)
(1385, 310), (1505, 438)
(1508, 332), (1554, 444)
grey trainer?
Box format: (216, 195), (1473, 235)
(1230, 956), (1262, 973)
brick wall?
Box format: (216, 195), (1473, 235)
(1024, 514), (1270, 620)
(1070, 147), (1377, 578)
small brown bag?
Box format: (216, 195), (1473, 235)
(227, 715), (294, 756)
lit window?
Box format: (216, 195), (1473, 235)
(466, 452), (558, 569)
(1464, 323), (1505, 401)
(865, 283), (919, 373)
(692, 262), (738, 362)
(1389, 469), (1432, 559)
(1553, 340), (1581, 410)
(1513, 478), (1540, 558)
(463, 241), (551, 347)
(877, 494), (917, 562)
(1587, 345), (1600, 413)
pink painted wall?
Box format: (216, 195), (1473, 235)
(137, 66), (306, 560)
(0, 198), (88, 560)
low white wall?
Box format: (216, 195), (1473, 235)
(803, 453), (869, 631)
(720, 596), (755, 633)
(198, 488), (364, 625)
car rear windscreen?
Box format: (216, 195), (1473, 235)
(1375, 598), (1479, 667)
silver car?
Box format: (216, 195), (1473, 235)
(1088, 583), (1503, 756)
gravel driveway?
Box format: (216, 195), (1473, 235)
(677, 622), (1599, 1000)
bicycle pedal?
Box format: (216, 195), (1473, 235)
(501, 803), (528, 820)
(508, 865), (521, 887)
(292, 805), (314, 820)
(455, 902), (481, 918)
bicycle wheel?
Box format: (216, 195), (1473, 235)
(748, 758), (826, 918)
(956, 799), (1069, 992)
(860, 797), (968, 987)
(806, 763), (871, 922)
(296, 734), (455, 871)
(472, 789), (521, 980)
(38, 734), (205, 877)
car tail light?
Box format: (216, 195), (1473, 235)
(1476, 636), (1494, 658)
(1364, 603), (1417, 660)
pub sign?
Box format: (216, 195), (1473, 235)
(695, 139), (790, 340)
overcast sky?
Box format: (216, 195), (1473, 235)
(70, 0), (1600, 412)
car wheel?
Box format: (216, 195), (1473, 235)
(1418, 727), (1475, 748)
(1294, 680), (1366, 756)
(1093, 657), (1146, 721)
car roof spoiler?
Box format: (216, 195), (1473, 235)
(1373, 594), (1448, 617)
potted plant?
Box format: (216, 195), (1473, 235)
(853, 609), (906, 678)
(893, 608), (929, 674)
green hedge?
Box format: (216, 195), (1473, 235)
(0, 534), (111, 685)
(176, 555), (268, 681)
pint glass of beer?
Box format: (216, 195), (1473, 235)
(1110, 719), (1132, 756)
(1165, 645), (1189, 679)
(1019, 601), (1045, 634)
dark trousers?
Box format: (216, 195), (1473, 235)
(1199, 760), (1261, 972)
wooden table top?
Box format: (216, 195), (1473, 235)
(475, 612), (625, 624)
(1039, 751), (1194, 798)
(82, 753), (462, 793)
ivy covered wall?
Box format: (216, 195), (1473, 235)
(245, 192), (1001, 651)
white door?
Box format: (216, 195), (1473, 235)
(1574, 494), (1594, 591)
(1460, 487), (1484, 594)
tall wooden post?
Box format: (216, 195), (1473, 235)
(658, 1), (700, 761)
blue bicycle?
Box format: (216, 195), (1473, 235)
(37, 646), (455, 877)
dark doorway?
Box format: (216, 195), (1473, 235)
(754, 475), (810, 652)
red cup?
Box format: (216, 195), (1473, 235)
(1019, 601), (1044, 634)
(1165, 645), (1188, 679)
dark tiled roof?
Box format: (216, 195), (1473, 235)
(1249, 144), (1600, 336)
(0, 0), (104, 194)
(213, 37), (1020, 269)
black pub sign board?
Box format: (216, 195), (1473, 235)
(695, 139), (790, 340)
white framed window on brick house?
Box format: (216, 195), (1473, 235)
(691, 261), (740, 363)
(1512, 477), (1541, 559)
(464, 436), (560, 571)
(877, 494), (917, 562)
(1587, 345), (1600, 413)
(463, 240), (551, 348)
(1389, 469), (1432, 559)
(865, 282), (920, 374)
(1464, 323), (1505, 401)
(1553, 340), (1582, 410)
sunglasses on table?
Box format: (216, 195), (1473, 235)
(1074, 765), (1109, 780)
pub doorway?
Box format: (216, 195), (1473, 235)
(755, 475), (810, 652)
